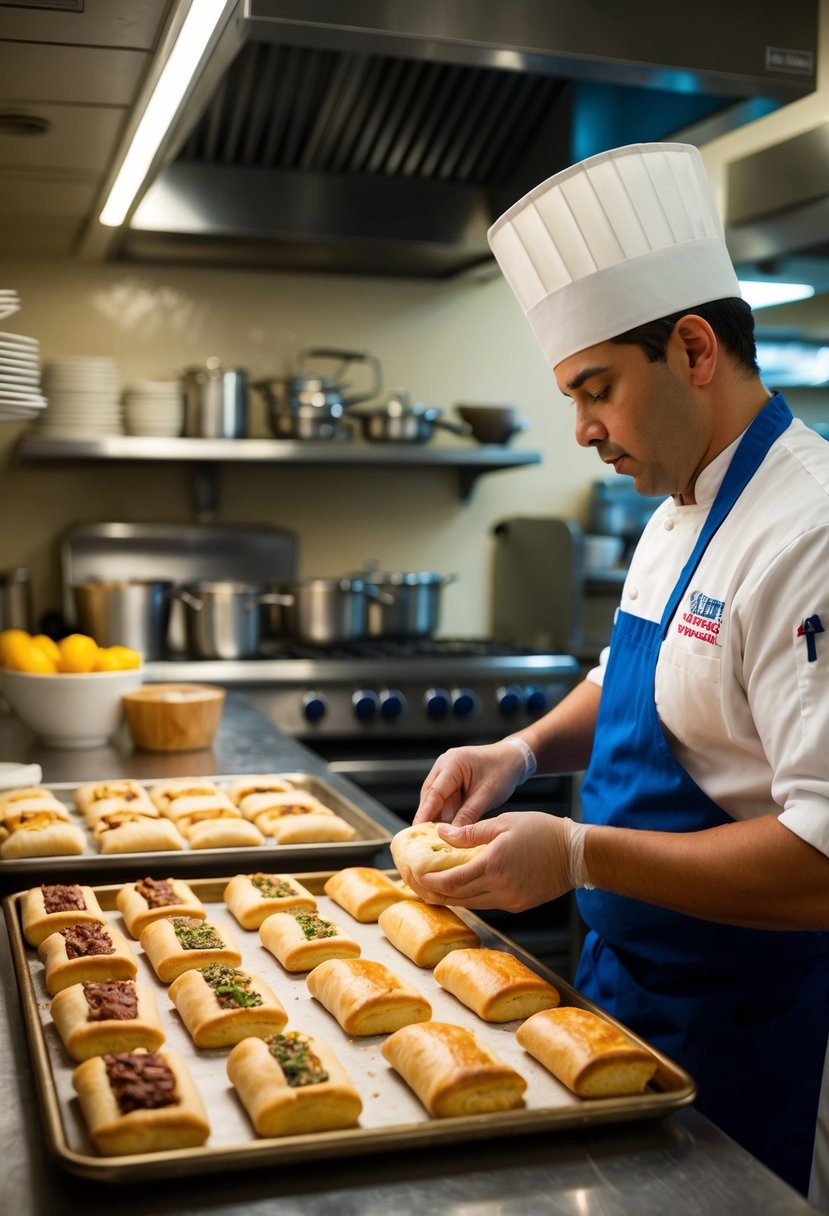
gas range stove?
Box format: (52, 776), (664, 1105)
(144, 638), (580, 741)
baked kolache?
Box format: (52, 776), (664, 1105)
(323, 867), (411, 923)
(381, 1021), (527, 1117)
(390, 822), (488, 902)
(515, 1006), (658, 1097)
(168, 964), (288, 1048)
(227, 1031), (362, 1137)
(377, 900), (480, 967)
(259, 909), (361, 972)
(433, 948), (561, 1022)
(139, 916), (242, 983)
(21, 882), (105, 947)
(50, 980), (165, 1061)
(223, 872), (317, 930)
(306, 958), (431, 1035)
(38, 921), (138, 995)
(116, 876), (206, 940)
(72, 1048), (210, 1155)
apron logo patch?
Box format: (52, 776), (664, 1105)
(677, 590), (725, 645)
(797, 614), (824, 662)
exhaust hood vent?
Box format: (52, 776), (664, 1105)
(109, 0), (818, 279)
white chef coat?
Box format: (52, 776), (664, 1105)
(586, 415), (829, 857)
(585, 412), (829, 1207)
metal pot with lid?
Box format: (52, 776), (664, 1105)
(355, 565), (458, 638)
(268, 577), (393, 646)
(255, 347), (382, 440)
(349, 390), (470, 444)
(172, 581), (292, 659)
(182, 357), (248, 438)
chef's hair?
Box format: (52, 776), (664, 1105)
(610, 298), (760, 375)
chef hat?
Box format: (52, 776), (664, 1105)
(487, 142), (741, 369)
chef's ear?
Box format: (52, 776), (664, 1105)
(672, 314), (717, 386)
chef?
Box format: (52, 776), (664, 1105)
(412, 142), (829, 1204)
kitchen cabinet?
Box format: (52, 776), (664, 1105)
(17, 433), (542, 516)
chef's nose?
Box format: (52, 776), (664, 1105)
(574, 404), (607, 448)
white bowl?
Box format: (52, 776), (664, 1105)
(1, 667), (144, 748)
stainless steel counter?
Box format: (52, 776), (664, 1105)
(0, 695), (820, 1215)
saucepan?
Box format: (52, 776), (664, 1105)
(351, 565), (458, 638)
(349, 391), (470, 444)
(255, 348), (382, 441)
(172, 581), (293, 659)
(267, 577), (393, 646)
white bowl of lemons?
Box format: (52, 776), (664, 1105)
(0, 630), (143, 748)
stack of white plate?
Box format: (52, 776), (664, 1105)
(123, 380), (184, 437)
(0, 291), (47, 423)
(38, 357), (122, 437)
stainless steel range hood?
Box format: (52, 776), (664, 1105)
(99, 0), (818, 279)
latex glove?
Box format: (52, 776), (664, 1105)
(412, 813), (593, 911)
(413, 738), (535, 826)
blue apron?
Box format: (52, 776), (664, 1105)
(575, 393), (829, 1195)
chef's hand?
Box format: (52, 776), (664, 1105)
(413, 813), (582, 911)
(413, 739), (531, 826)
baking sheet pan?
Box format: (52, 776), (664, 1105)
(0, 774), (392, 882)
(4, 872), (696, 1182)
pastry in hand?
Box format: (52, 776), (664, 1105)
(382, 1021), (527, 1117)
(168, 964), (288, 1047)
(306, 958), (431, 1036)
(140, 916), (242, 983)
(515, 1007), (658, 1097)
(259, 909), (360, 972)
(72, 1049), (210, 1155)
(227, 1031), (362, 1136)
(224, 872), (317, 930)
(38, 921), (138, 995)
(323, 867), (409, 923)
(377, 900), (479, 968)
(50, 980), (165, 1061)
(390, 822), (488, 902)
(21, 882), (105, 947)
(116, 877), (206, 939)
(433, 948), (560, 1022)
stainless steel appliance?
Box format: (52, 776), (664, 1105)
(145, 638), (583, 975)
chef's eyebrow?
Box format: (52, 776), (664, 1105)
(566, 364), (613, 393)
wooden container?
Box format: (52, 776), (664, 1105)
(123, 683), (225, 751)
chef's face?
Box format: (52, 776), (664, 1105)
(554, 335), (709, 502)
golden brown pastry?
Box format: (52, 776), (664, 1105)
(0, 787), (68, 818)
(433, 948), (561, 1022)
(323, 867), (409, 923)
(50, 980), (165, 1061)
(139, 916), (242, 983)
(176, 808), (264, 849)
(0, 809), (86, 859)
(38, 922), (138, 995)
(75, 779), (153, 818)
(168, 964), (288, 1047)
(227, 1032), (362, 1136)
(382, 1021), (527, 1117)
(259, 909), (361, 972)
(72, 1049), (210, 1155)
(258, 809), (357, 845)
(515, 1007), (658, 1097)
(147, 778), (221, 814)
(223, 872), (317, 930)
(0, 784), (55, 809)
(306, 958), (431, 1035)
(377, 900), (480, 967)
(21, 882), (105, 947)
(92, 811), (185, 854)
(157, 792), (236, 825)
(225, 774), (296, 808)
(390, 822), (488, 902)
(239, 788), (329, 823)
(116, 877), (206, 940)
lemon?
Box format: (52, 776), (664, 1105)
(0, 628), (30, 668)
(30, 634), (61, 664)
(56, 633), (100, 674)
(95, 644), (142, 671)
(14, 639), (59, 674)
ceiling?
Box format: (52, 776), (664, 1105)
(0, 0), (823, 284)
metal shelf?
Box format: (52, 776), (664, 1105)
(18, 434), (542, 512)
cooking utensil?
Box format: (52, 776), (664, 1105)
(269, 577), (392, 646)
(349, 391), (469, 444)
(182, 358), (248, 438)
(173, 582), (292, 659)
(255, 347), (382, 441)
(455, 404), (530, 445)
(357, 567), (457, 638)
(71, 580), (173, 661)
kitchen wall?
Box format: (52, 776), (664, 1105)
(0, 257), (599, 637)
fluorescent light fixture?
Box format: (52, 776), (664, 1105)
(99, 0), (230, 228)
(739, 280), (815, 309)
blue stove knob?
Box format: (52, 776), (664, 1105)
(496, 684), (522, 715)
(352, 689), (379, 720)
(380, 689), (406, 720)
(302, 692), (327, 722)
(524, 684), (550, 715)
(424, 688), (451, 719)
(451, 688), (478, 718)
